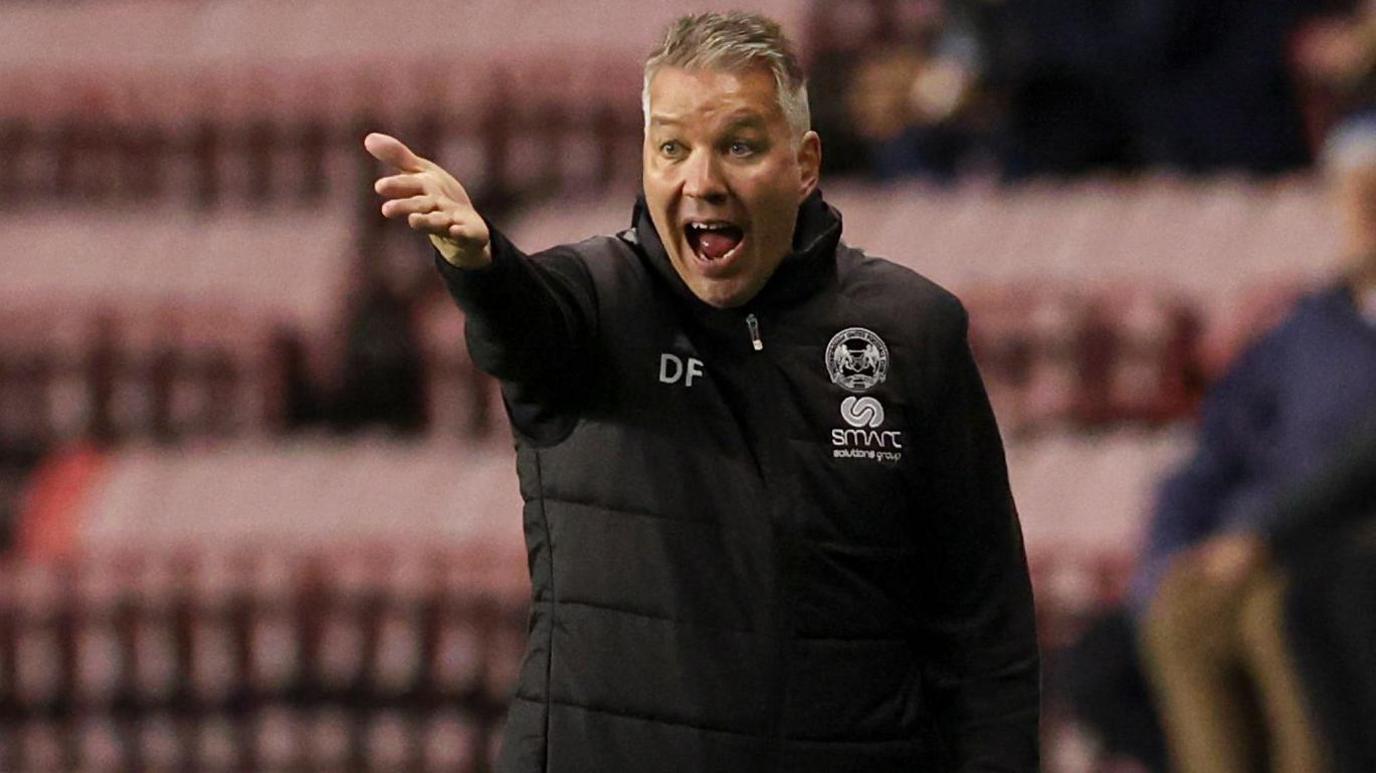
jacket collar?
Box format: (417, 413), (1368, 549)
(626, 189), (843, 315)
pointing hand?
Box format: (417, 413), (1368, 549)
(365, 132), (492, 269)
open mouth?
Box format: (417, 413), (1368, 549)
(684, 220), (746, 264)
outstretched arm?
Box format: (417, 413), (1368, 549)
(365, 133), (597, 384)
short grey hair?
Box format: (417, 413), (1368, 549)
(642, 11), (811, 142)
(1324, 113), (1376, 175)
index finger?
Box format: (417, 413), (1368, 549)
(364, 132), (428, 173)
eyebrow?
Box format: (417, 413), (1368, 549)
(647, 113), (769, 131)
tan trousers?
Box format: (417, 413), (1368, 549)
(1140, 558), (1326, 773)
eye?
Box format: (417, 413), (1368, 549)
(659, 140), (684, 159)
(728, 141), (756, 157)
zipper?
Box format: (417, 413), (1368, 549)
(746, 313), (764, 351)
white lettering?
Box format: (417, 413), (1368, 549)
(831, 426), (906, 464)
(686, 357), (704, 387)
(659, 353), (705, 387)
(831, 428), (904, 449)
(659, 353), (683, 384)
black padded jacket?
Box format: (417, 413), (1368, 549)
(438, 191), (1040, 772)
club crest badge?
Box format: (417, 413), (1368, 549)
(826, 327), (889, 393)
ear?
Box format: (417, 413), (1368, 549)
(797, 130), (821, 200)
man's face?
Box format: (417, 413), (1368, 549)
(643, 66), (821, 308)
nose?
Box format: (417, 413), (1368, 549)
(682, 149), (728, 204)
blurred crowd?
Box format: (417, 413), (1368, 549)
(813, 0), (1376, 181)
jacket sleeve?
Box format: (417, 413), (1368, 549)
(1126, 334), (1283, 617)
(435, 226), (598, 384)
(916, 303), (1041, 772)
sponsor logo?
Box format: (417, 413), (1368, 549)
(825, 327), (889, 393)
(659, 353), (704, 387)
(831, 396), (903, 463)
(840, 396), (884, 428)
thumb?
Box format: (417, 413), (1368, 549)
(364, 132), (428, 173)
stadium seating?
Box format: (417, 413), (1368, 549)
(0, 544), (522, 771)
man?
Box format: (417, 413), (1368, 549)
(1132, 116), (1376, 773)
(366, 12), (1038, 772)
(1276, 416), (1376, 773)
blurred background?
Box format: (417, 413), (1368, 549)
(2, 0), (1375, 770)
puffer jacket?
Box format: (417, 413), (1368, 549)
(439, 191), (1040, 772)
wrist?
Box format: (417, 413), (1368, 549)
(429, 234), (492, 269)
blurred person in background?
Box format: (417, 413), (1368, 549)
(330, 272), (427, 435)
(802, 0), (1322, 181)
(330, 248), (429, 435)
(807, 0), (1007, 182)
(1292, 0), (1376, 142)
(1130, 116), (1376, 773)
(987, 0), (1320, 178)
(1126, 0), (1316, 174)
(1271, 414), (1376, 773)
(990, 0), (1147, 178)
(841, 2), (988, 181)
(365, 11), (1038, 772)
